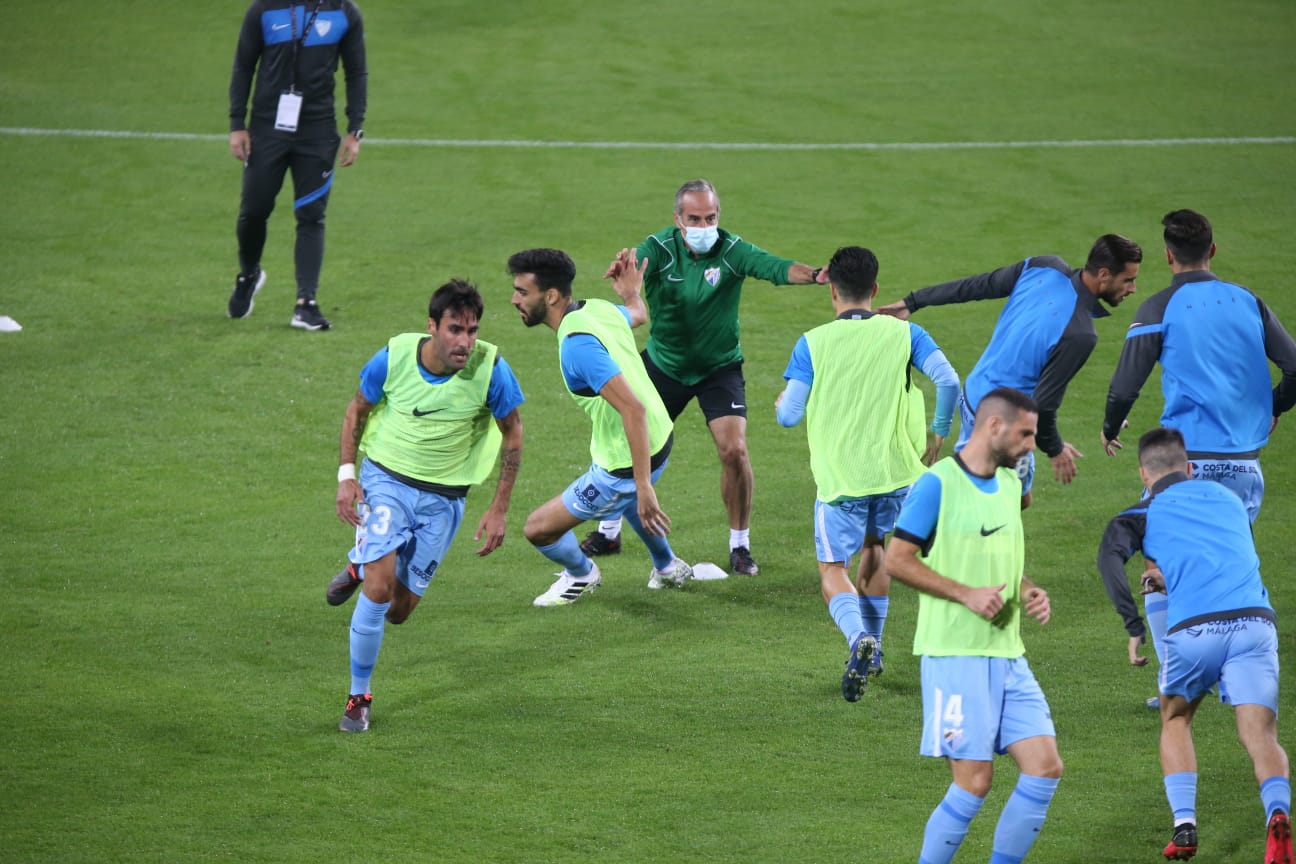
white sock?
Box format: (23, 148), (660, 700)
(598, 519), (622, 540)
(729, 528), (750, 550)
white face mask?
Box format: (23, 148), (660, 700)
(682, 225), (719, 254)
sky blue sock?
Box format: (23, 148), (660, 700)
(859, 595), (889, 646)
(536, 532), (592, 576)
(1145, 593), (1168, 667)
(349, 593), (389, 695)
(989, 774), (1059, 863)
(919, 783), (985, 864)
(623, 508), (676, 570)
(1261, 776), (1291, 821)
(828, 591), (866, 645)
(1164, 772), (1197, 825)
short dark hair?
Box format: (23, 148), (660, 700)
(1138, 426), (1187, 474)
(428, 278), (483, 324)
(1084, 234), (1143, 275)
(975, 386), (1039, 423)
(507, 248), (576, 298)
(826, 246), (879, 302)
(1163, 209), (1213, 266)
(675, 178), (718, 213)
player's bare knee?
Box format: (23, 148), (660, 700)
(717, 439), (749, 469)
(362, 583), (395, 605)
(523, 513), (555, 546)
(1037, 755), (1064, 779)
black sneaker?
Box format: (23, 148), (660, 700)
(841, 634), (877, 702)
(579, 530), (622, 556)
(868, 646), (885, 678)
(291, 300), (331, 331)
(339, 693), (372, 733)
(227, 269), (266, 318)
(327, 562), (362, 606)
(730, 545), (759, 575)
(1163, 822), (1197, 860)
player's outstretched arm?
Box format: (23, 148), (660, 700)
(600, 373), (671, 537)
(606, 248), (650, 328)
(475, 408), (523, 556)
(336, 390), (376, 526)
(787, 262), (829, 284)
(875, 299), (911, 320)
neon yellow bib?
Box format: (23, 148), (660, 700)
(803, 315), (926, 501)
(912, 457), (1025, 657)
(362, 334), (500, 486)
(557, 300), (672, 472)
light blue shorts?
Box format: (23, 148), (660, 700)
(955, 389), (1034, 494)
(561, 459), (668, 522)
(920, 655), (1055, 760)
(1189, 458), (1263, 523)
(348, 461), (466, 598)
(813, 487), (909, 563)
(1161, 616), (1279, 712)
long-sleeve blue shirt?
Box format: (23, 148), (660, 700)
(1104, 270), (1296, 457)
(903, 256), (1109, 458)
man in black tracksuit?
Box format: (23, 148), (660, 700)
(227, 0), (367, 331)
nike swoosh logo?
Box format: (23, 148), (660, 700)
(980, 524), (1005, 536)
(730, 402), (745, 410)
(666, 275), (684, 282)
(412, 407), (445, 416)
(272, 23), (290, 30)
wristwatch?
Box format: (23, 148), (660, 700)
(350, 129), (364, 141)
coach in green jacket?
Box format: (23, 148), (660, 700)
(582, 178), (824, 576)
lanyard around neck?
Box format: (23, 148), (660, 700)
(288, 0), (326, 89)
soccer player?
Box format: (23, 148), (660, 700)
(886, 388), (1063, 864)
(1102, 209), (1296, 523)
(580, 179), (826, 574)
(509, 247), (693, 606)
(878, 234), (1142, 507)
(328, 280), (524, 732)
(774, 246), (959, 700)
(1130, 427), (1291, 861)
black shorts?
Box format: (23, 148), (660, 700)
(642, 351), (747, 423)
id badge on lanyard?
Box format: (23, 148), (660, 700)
(275, 1), (324, 133)
(275, 90), (303, 132)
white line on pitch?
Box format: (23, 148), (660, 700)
(1, 126), (1293, 151)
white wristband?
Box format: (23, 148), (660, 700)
(337, 463), (356, 483)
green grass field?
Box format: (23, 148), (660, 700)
(3, 1), (1295, 861)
